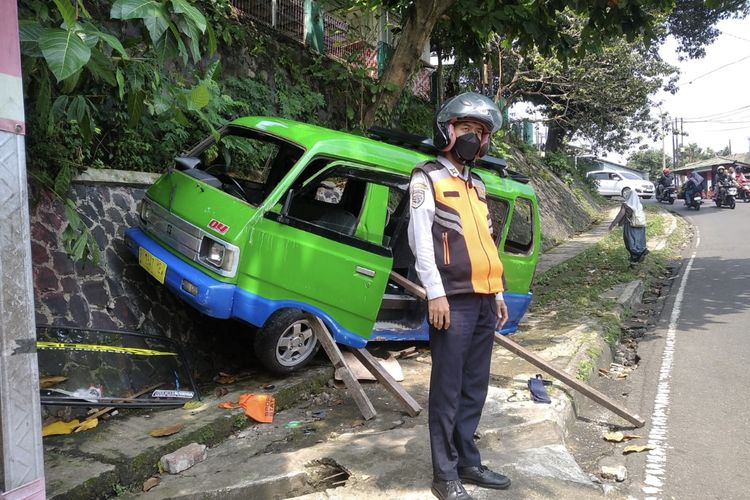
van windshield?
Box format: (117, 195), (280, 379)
(190, 126), (305, 206)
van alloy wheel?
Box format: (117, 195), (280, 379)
(254, 309), (320, 374)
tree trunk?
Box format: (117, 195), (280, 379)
(362, 0), (454, 128)
(545, 121), (569, 153)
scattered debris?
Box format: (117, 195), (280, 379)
(262, 384), (276, 391)
(214, 372), (238, 385)
(182, 400), (204, 410)
(334, 351), (404, 382)
(603, 431), (641, 443)
(622, 444), (655, 454)
(160, 443), (207, 474)
(285, 421), (303, 429)
(599, 363), (632, 379)
(387, 346), (420, 360)
(149, 423), (185, 438)
(218, 401), (241, 409)
(601, 465), (628, 482)
(143, 477), (160, 492)
(39, 376), (68, 388)
(310, 410), (327, 420)
(239, 393), (275, 423)
(42, 418), (98, 437)
(213, 387), (229, 398)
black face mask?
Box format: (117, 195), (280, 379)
(452, 133), (481, 164)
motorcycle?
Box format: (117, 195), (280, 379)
(683, 186), (702, 210)
(656, 185), (677, 204)
(714, 182), (737, 209)
(737, 183), (750, 203)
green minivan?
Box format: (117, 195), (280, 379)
(125, 117), (541, 373)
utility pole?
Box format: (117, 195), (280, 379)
(660, 110), (667, 169)
(0, 2), (46, 499)
(672, 118), (678, 168)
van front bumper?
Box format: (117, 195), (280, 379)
(125, 227), (236, 319)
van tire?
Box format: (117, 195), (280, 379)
(254, 309), (320, 374)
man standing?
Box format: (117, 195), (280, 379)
(408, 92), (510, 500)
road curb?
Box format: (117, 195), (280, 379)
(45, 367), (333, 500)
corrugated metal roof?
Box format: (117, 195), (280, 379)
(673, 155), (750, 173)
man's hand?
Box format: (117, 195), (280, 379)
(496, 300), (508, 330)
(428, 296), (450, 330)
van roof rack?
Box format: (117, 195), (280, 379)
(368, 126), (530, 184)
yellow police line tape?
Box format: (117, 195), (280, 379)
(37, 341), (177, 357)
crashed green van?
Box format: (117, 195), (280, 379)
(125, 117), (541, 373)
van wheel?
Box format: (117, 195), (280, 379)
(254, 309), (320, 374)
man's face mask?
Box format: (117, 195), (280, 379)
(452, 133), (481, 164)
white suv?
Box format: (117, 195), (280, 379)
(586, 170), (655, 199)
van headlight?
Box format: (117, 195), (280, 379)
(199, 237), (238, 274)
(140, 200), (152, 223)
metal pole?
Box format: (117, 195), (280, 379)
(0, 1), (45, 498)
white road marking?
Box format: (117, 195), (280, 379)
(641, 232), (700, 498)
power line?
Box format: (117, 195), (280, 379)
(683, 53), (750, 84)
(719, 30), (750, 44)
(682, 104), (750, 121)
(707, 125), (750, 132)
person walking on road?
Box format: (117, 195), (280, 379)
(408, 92), (511, 500)
(609, 187), (648, 265)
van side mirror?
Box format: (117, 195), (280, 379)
(175, 156), (201, 170)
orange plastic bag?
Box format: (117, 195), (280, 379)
(238, 393), (275, 423)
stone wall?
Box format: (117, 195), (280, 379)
(30, 171), (251, 380)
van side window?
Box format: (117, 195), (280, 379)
(504, 197), (534, 255)
(288, 174), (366, 236)
(486, 196), (510, 245)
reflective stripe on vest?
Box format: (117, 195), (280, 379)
(414, 161), (504, 296)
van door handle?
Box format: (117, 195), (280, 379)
(355, 266), (375, 278)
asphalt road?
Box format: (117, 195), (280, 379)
(633, 197), (750, 499)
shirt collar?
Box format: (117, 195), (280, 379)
(437, 156), (470, 181)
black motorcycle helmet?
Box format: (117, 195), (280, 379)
(433, 92), (503, 160)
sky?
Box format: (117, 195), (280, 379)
(656, 17), (750, 157)
(509, 16), (750, 164)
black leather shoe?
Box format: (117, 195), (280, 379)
(458, 465), (511, 490)
(431, 479), (474, 500)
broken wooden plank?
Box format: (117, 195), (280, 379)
(310, 316), (376, 420)
(494, 333), (645, 428)
(350, 348), (422, 417)
(390, 271), (427, 299)
(388, 270), (645, 428)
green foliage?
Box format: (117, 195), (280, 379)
(626, 148), (671, 179)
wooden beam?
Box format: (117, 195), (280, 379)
(350, 348), (422, 417)
(494, 333), (645, 428)
(388, 270), (645, 428)
(310, 317), (376, 420)
(390, 271), (426, 299)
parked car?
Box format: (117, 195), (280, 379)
(125, 117), (541, 374)
(586, 170), (655, 199)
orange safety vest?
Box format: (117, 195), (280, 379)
(414, 161), (504, 296)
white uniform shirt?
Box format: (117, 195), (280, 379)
(407, 156), (504, 302)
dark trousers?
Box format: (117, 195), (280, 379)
(428, 293), (497, 480)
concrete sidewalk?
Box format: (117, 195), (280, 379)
(43, 206), (656, 500)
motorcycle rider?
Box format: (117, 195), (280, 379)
(684, 170), (704, 205)
(714, 166), (736, 204)
(656, 167), (675, 199)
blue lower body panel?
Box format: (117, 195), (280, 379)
(124, 228), (367, 348)
(369, 292), (533, 342)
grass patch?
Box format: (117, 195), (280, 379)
(531, 208), (689, 334)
